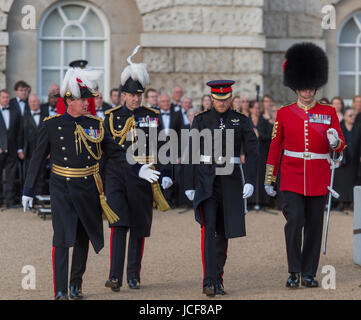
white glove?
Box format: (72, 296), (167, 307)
(243, 184), (254, 199)
(138, 163), (160, 183)
(265, 185), (277, 197)
(161, 177), (173, 190)
(185, 190), (195, 201)
(327, 128), (339, 148)
(22, 196), (33, 212)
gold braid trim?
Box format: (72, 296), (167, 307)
(271, 121), (279, 140)
(74, 122), (104, 160)
(43, 114), (61, 122)
(109, 113), (137, 146)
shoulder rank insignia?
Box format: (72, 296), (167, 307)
(195, 109), (210, 117)
(231, 119), (240, 126)
(86, 114), (103, 122)
(105, 105), (123, 115)
(142, 105), (160, 114)
(43, 114), (61, 122)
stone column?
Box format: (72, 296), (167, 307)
(136, 0), (265, 108)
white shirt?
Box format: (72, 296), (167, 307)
(161, 110), (171, 136)
(96, 109), (105, 120)
(16, 97), (26, 116)
(181, 108), (190, 126)
(0, 105), (10, 130)
(48, 106), (58, 116)
(31, 109), (41, 127)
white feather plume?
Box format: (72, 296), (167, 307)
(60, 68), (103, 98)
(121, 45), (149, 88)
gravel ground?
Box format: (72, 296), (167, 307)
(0, 206), (360, 300)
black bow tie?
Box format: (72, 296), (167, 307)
(33, 112), (41, 116)
(20, 100), (27, 103)
(1, 107), (9, 111)
(162, 112), (170, 116)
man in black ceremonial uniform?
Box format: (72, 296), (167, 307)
(104, 46), (173, 292)
(22, 67), (160, 300)
(184, 80), (258, 296)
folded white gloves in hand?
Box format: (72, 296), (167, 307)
(327, 128), (339, 148)
(161, 177), (173, 190)
(265, 185), (277, 197)
(138, 163), (160, 183)
(22, 195), (33, 212)
(185, 190), (195, 201)
(243, 184), (254, 199)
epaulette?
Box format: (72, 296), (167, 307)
(142, 105), (160, 114)
(86, 114), (103, 122)
(43, 114), (61, 122)
(318, 101), (333, 107)
(195, 109), (211, 117)
(105, 105), (123, 115)
(279, 102), (296, 110)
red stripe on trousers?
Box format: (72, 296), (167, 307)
(109, 227), (114, 278)
(52, 246), (56, 299)
(199, 206), (205, 286)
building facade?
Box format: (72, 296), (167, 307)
(0, 0), (360, 106)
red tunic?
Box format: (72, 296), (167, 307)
(56, 97), (96, 115)
(265, 101), (346, 196)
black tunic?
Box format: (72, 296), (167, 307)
(184, 108), (258, 238)
(103, 105), (168, 238)
(23, 112), (131, 253)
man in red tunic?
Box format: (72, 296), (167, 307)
(56, 60), (96, 116)
(265, 43), (345, 288)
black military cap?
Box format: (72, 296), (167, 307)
(121, 77), (145, 94)
(283, 42), (328, 91)
(207, 80), (235, 100)
(69, 60), (88, 69)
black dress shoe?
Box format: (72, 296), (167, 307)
(286, 273), (300, 289)
(105, 278), (121, 292)
(127, 278), (140, 289)
(55, 291), (69, 300)
(203, 284), (216, 297)
(301, 276), (319, 288)
(215, 282), (227, 295)
(69, 285), (83, 299)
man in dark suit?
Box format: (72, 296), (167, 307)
(41, 84), (59, 117)
(158, 94), (183, 207)
(23, 94), (49, 195)
(171, 86), (183, 112)
(0, 89), (24, 208)
(94, 91), (112, 119)
(9, 81), (30, 117)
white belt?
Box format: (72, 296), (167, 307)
(284, 150), (330, 161)
(200, 155), (241, 164)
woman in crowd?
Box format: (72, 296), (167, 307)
(240, 96), (250, 117)
(334, 107), (361, 210)
(261, 95), (274, 121)
(247, 100), (271, 210)
(331, 96), (345, 123)
(231, 96), (241, 112)
(200, 94), (212, 112)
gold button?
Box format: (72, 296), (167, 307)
(88, 156), (91, 159)
(121, 145), (125, 148)
(60, 136), (64, 140)
(117, 117), (120, 120)
(58, 127), (62, 130)
(62, 147), (66, 151)
(64, 157), (68, 161)
(84, 176), (88, 180)
(66, 178), (70, 181)
(89, 146), (92, 149)
(118, 125), (121, 128)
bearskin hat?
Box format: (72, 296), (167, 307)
(283, 42), (328, 91)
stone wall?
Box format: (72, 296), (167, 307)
(263, 0), (333, 104)
(136, 0), (265, 107)
(0, 0), (12, 90)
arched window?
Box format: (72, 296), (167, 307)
(38, 1), (110, 101)
(338, 11), (361, 105)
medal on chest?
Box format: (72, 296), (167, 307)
(219, 117), (226, 130)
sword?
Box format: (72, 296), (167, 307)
(323, 150), (343, 255)
(240, 164), (248, 214)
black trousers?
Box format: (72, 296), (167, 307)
(282, 191), (326, 277)
(199, 177), (228, 287)
(109, 226), (145, 284)
(0, 153), (18, 205)
(52, 220), (89, 295)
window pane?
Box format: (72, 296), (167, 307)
(42, 70), (61, 96)
(42, 9), (65, 37)
(339, 75), (356, 100)
(83, 9), (104, 37)
(64, 25), (83, 38)
(62, 4), (85, 21)
(64, 41), (83, 65)
(339, 47), (356, 71)
(86, 41), (104, 67)
(340, 18), (360, 43)
(96, 74), (105, 97)
(42, 41), (61, 67)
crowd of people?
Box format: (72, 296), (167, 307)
(1, 78), (360, 212)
